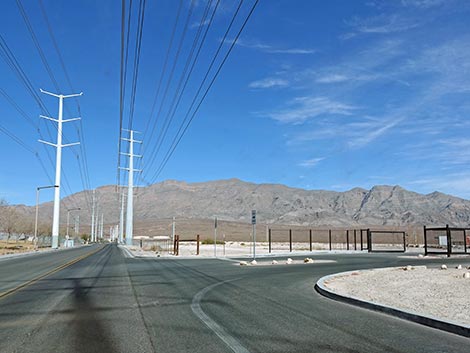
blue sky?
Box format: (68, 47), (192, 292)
(1, 0), (470, 206)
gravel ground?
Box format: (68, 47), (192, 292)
(324, 265), (470, 327)
(125, 241), (359, 258)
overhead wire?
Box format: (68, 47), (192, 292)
(149, 0), (260, 183)
(139, 0), (219, 181)
(139, 0), (196, 170)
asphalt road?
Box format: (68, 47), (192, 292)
(0, 244), (468, 353)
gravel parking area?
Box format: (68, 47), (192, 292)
(324, 265), (470, 327)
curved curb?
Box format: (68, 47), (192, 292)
(315, 269), (470, 338)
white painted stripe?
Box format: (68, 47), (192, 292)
(118, 245), (135, 258)
(191, 280), (251, 353)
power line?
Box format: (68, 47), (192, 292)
(127, 0), (147, 131)
(38, 0), (93, 201)
(140, 0), (196, 168)
(140, 0), (220, 180)
(149, 0), (260, 183)
(141, 0), (184, 144)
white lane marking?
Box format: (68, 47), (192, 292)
(118, 245), (135, 258)
(191, 280), (251, 353)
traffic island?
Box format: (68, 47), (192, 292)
(315, 266), (470, 338)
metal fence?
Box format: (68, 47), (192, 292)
(424, 225), (469, 257)
(367, 230), (406, 253)
(267, 228), (369, 253)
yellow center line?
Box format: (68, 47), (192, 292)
(0, 245), (105, 300)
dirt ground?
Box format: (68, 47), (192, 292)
(324, 265), (470, 327)
(0, 240), (50, 256)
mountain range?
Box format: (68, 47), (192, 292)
(10, 178), (470, 229)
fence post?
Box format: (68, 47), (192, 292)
(423, 226), (427, 256)
(268, 228), (272, 253)
(367, 229), (371, 253)
(346, 230), (349, 250)
(309, 229), (312, 252)
(354, 229), (357, 250)
(403, 232), (406, 252)
(173, 234), (177, 255)
(446, 224), (451, 257)
(289, 229), (292, 252)
(328, 229), (332, 251)
(464, 229), (468, 254)
(175, 235), (180, 256)
(196, 234), (200, 255)
(360, 230), (363, 251)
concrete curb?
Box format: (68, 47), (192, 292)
(315, 269), (470, 338)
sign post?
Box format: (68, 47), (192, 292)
(251, 210), (256, 259)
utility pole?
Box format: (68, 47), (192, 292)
(214, 217), (218, 257)
(172, 216), (175, 245)
(119, 129), (142, 246)
(74, 215), (80, 237)
(100, 213), (104, 240)
(119, 191), (125, 243)
(66, 208), (80, 238)
(34, 185), (58, 250)
(91, 189), (95, 242)
(39, 89), (83, 248)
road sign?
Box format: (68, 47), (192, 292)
(251, 210), (256, 225)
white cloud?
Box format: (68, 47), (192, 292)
(347, 118), (403, 148)
(264, 96), (357, 124)
(298, 157), (324, 168)
(226, 38), (316, 55)
(190, 19), (210, 29)
(408, 172), (470, 199)
(401, 0), (446, 8)
(315, 74), (349, 83)
(249, 78), (289, 89)
(347, 14), (423, 35)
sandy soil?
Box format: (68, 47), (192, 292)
(131, 241), (357, 258)
(0, 240), (48, 256)
(324, 265), (470, 326)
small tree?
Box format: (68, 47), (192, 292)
(0, 202), (20, 243)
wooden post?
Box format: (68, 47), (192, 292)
(268, 228), (272, 253)
(289, 229), (292, 252)
(309, 229), (312, 252)
(176, 235), (180, 256)
(423, 226), (427, 256)
(354, 229), (357, 250)
(329, 229), (332, 251)
(346, 230), (349, 250)
(446, 224), (451, 257)
(196, 234), (200, 255)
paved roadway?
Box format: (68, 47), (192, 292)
(0, 244), (468, 353)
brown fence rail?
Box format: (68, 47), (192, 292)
(424, 225), (470, 257)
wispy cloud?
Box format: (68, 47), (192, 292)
(292, 116), (403, 149)
(347, 118), (403, 148)
(263, 96), (357, 124)
(315, 74), (349, 83)
(347, 14), (423, 35)
(227, 38), (315, 55)
(408, 172), (470, 198)
(401, 0), (446, 9)
(298, 157), (324, 168)
(249, 78), (289, 89)
(190, 19), (210, 29)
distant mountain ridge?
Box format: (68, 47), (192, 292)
(15, 178), (470, 228)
